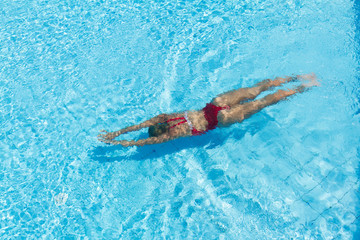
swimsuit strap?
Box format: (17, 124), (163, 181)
(169, 120), (187, 129)
(184, 112), (193, 130)
(167, 117), (187, 129)
(166, 113), (204, 135)
(166, 117), (186, 122)
(185, 112), (204, 135)
(220, 106), (230, 110)
(191, 128), (204, 136)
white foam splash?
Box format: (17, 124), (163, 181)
(54, 193), (68, 206)
(160, 45), (181, 111)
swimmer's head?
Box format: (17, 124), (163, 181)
(148, 123), (169, 137)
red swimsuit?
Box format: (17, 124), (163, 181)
(203, 103), (229, 130)
(166, 103), (229, 135)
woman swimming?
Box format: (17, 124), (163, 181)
(98, 73), (319, 147)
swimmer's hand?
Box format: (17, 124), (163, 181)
(97, 130), (132, 146)
(97, 130), (116, 143)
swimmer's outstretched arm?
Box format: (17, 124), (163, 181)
(98, 114), (168, 141)
(103, 134), (174, 147)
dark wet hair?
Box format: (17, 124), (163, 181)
(148, 123), (169, 137)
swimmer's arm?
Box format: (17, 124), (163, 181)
(105, 134), (174, 147)
(98, 114), (168, 141)
(121, 113), (168, 133)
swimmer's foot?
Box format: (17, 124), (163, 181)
(296, 73), (320, 87)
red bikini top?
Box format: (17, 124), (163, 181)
(166, 117), (204, 135)
(166, 103), (229, 135)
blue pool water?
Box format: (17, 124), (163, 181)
(1, 0), (360, 239)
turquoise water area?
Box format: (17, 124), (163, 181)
(1, 0), (359, 239)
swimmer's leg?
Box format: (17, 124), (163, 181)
(211, 76), (296, 107)
(218, 80), (318, 126)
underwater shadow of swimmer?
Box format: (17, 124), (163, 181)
(91, 131), (228, 163)
(91, 112), (271, 163)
